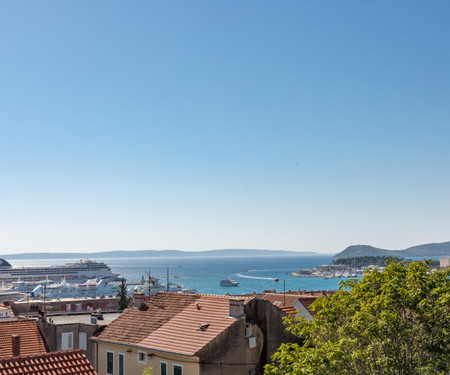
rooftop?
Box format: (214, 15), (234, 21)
(94, 293), (253, 356)
(0, 349), (97, 375)
(0, 320), (48, 358)
(46, 312), (122, 326)
(257, 292), (329, 316)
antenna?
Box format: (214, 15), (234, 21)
(145, 270), (152, 295)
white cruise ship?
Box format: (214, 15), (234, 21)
(0, 258), (119, 282)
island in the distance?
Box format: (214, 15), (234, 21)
(333, 241), (450, 259)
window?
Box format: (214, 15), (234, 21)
(138, 351), (147, 364)
(79, 332), (87, 351)
(106, 351), (114, 375)
(173, 364), (183, 375)
(118, 353), (125, 375)
(160, 361), (167, 375)
(61, 332), (73, 350)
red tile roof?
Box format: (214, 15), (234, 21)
(257, 293), (325, 315)
(0, 320), (48, 358)
(259, 293), (305, 308)
(297, 297), (319, 315)
(0, 350), (97, 375)
(280, 306), (296, 314)
(94, 293), (200, 345)
(94, 293), (253, 356)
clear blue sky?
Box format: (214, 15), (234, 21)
(1, 1), (449, 254)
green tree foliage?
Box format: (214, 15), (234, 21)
(117, 279), (130, 311)
(265, 260), (450, 375)
(332, 256), (439, 268)
(142, 366), (152, 375)
(332, 256), (401, 267)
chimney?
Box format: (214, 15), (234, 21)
(229, 298), (245, 318)
(12, 335), (20, 357)
(133, 292), (145, 309)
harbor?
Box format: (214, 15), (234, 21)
(0, 255), (345, 298)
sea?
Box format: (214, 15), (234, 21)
(8, 255), (348, 295)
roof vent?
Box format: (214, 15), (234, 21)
(196, 302), (201, 310)
(273, 301), (281, 307)
(198, 323), (210, 331)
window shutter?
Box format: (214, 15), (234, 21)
(79, 332), (87, 350)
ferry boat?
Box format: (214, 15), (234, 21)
(0, 258), (119, 283)
(219, 278), (239, 287)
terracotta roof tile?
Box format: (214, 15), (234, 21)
(257, 293), (325, 315)
(138, 295), (252, 356)
(94, 293), (200, 345)
(297, 297), (321, 315)
(0, 350), (96, 375)
(258, 293), (305, 308)
(280, 306), (296, 314)
(94, 293), (253, 356)
(0, 320), (48, 358)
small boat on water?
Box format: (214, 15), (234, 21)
(220, 278), (239, 287)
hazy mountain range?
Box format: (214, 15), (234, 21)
(2, 241), (449, 260)
(1, 249), (321, 260)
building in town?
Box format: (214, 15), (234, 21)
(92, 292), (299, 375)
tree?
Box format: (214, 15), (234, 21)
(265, 260), (450, 375)
(142, 366), (152, 375)
(117, 279), (130, 311)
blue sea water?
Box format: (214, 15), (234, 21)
(9, 255), (348, 295)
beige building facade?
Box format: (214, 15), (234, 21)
(96, 342), (200, 375)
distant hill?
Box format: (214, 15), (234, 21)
(1, 249), (325, 260)
(333, 241), (450, 259)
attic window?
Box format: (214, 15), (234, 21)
(137, 351), (147, 364)
(198, 323), (210, 331)
(273, 301), (281, 306)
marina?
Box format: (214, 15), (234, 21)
(2, 255), (344, 297)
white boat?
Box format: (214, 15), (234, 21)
(131, 277), (183, 295)
(30, 277), (120, 299)
(220, 278), (239, 287)
(0, 258), (119, 282)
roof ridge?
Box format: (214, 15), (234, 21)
(150, 292), (255, 299)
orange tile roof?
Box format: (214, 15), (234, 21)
(94, 293), (200, 345)
(258, 293), (323, 315)
(258, 293), (306, 308)
(0, 350), (97, 375)
(297, 297), (319, 314)
(280, 306), (296, 314)
(0, 320), (48, 358)
(94, 293), (253, 356)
